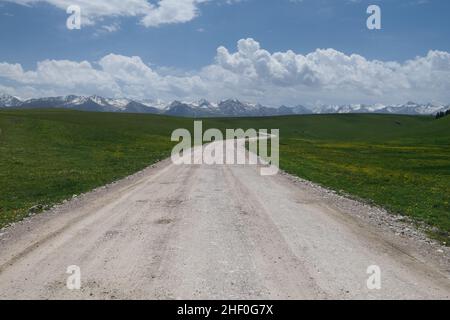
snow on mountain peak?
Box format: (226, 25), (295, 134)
(0, 94), (23, 107)
(1, 93), (448, 117)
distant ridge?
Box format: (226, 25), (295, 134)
(1, 94), (448, 117)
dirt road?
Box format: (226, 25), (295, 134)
(0, 139), (449, 299)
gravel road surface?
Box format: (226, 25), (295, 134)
(0, 139), (449, 299)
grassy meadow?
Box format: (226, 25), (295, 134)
(0, 109), (194, 228)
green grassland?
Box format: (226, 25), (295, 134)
(0, 109), (449, 243)
(0, 109), (195, 228)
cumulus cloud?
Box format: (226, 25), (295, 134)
(210, 39), (450, 104)
(1, 38), (450, 105)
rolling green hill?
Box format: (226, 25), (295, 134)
(1, 109), (449, 242)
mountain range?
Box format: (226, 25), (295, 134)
(1, 94), (448, 117)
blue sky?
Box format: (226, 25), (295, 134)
(1, 0), (449, 105)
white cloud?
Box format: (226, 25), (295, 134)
(209, 39), (450, 104)
(99, 54), (159, 84)
(2, 0), (213, 27)
(1, 38), (450, 105)
(141, 0), (207, 27)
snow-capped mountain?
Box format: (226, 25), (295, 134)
(0, 94), (160, 114)
(136, 98), (168, 110)
(291, 105), (313, 114)
(378, 101), (447, 115)
(0, 94), (23, 107)
(308, 102), (449, 116)
(310, 103), (386, 114)
(163, 99), (294, 117)
(161, 100), (449, 117)
(217, 99), (258, 116)
(0, 93), (448, 117)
